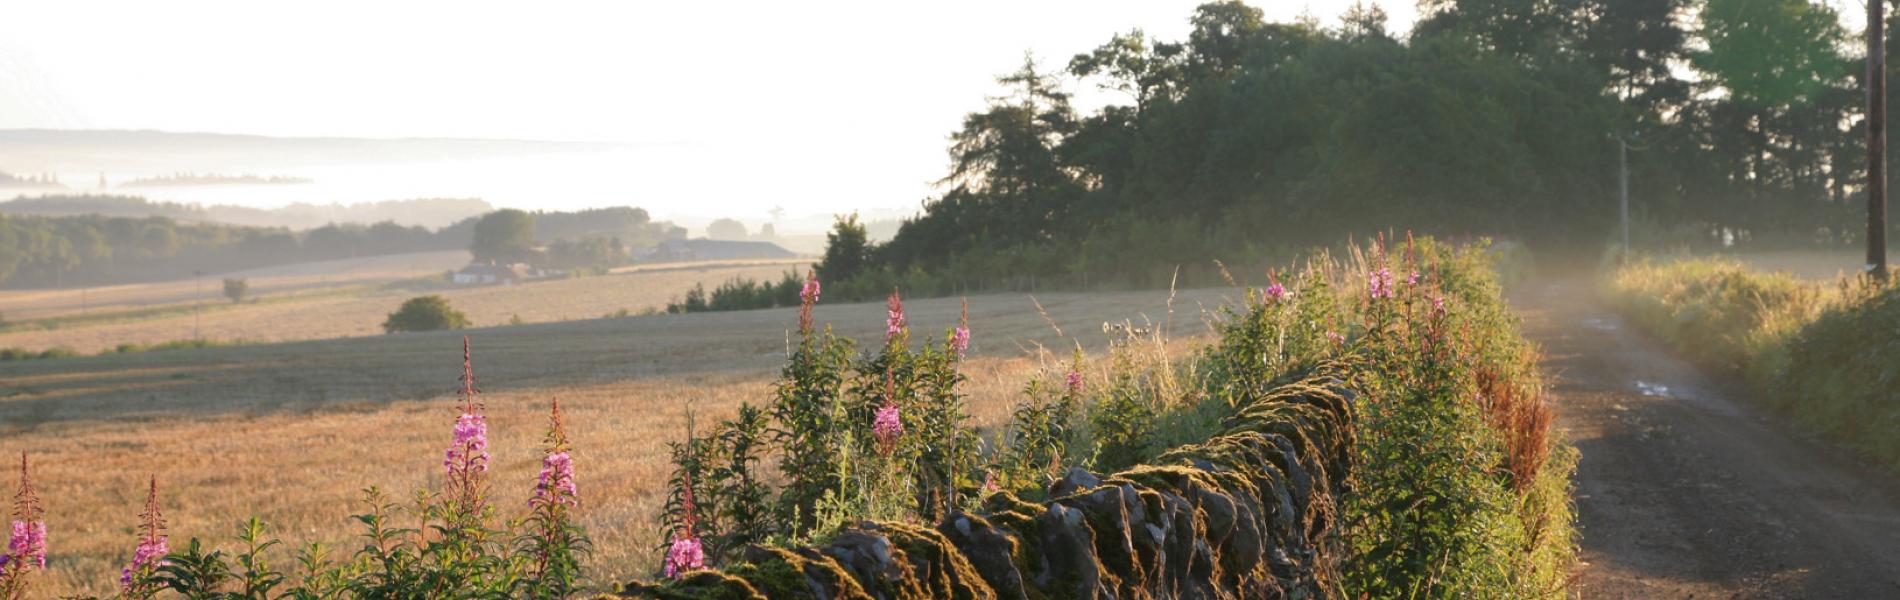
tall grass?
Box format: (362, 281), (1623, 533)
(1606, 257), (1900, 472)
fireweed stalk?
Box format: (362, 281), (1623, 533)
(663, 469), (705, 579)
(519, 398), (589, 596)
(798, 269), (820, 335)
(950, 298), (971, 359)
(119, 476), (167, 599)
(873, 373), (904, 456)
(0, 453), (45, 600)
(444, 336), (491, 523)
(885, 289), (907, 344)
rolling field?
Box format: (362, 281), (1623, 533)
(0, 250), (474, 321)
(0, 287), (1231, 596)
(0, 257), (809, 354)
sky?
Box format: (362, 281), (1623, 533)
(0, 1), (1420, 227)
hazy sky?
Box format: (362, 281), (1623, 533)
(0, 1), (1418, 221)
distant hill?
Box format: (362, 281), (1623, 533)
(0, 129), (625, 173)
(119, 172), (313, 188)
(0, 194), (492, 230)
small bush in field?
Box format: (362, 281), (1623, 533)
(222, 277), (248, 304)
(382, 295), (471, 333)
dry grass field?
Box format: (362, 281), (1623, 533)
(0, 287), (1234, 596)
(0, 251), (474, 321)
(0, 258), (809, 354)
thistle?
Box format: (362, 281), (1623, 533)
(119, 476), (168, 598)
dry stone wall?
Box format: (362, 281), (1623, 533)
(608, 366), (1356, 600)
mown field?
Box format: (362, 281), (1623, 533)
(0, 256), (808, 354)
(0, 288), (1232, 596)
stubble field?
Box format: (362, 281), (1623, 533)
(0, 255), (807, 354)
(0, 286), (1232, 596)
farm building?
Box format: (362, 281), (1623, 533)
(451, 263), (528, 285)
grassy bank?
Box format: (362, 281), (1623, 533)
(1606, 258), (1900, 472)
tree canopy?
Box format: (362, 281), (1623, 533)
(819, 0), (1887, 299)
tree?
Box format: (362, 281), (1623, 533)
(816, 213), (869, 284)
(707, 218), (749, 241)
(470, 209), (537, 264)
(382, 295), (471, 333)
(1692, 0), (1848, 111)
(222, 277), (248, 304)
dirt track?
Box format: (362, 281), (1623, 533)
(1513, 277), (1900, 598)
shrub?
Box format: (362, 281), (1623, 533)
(666, 270), (804, 314)
(0, 346), (78, 361)
(222, 277), (248, 303)
(382, 295), (471, 333)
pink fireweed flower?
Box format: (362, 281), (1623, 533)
(873, 403), (904, 455)
(663, 534), (705, 578)
(800, 274), (821, 305)
(981, 470), (1000, 493)
(1263, 283), (1287, 302)
(532, 398), (578, 508)
(885, 289), (907, 341)
(120, 476), (168, 591)
(1406, 271), (1421, 286)
(444, 412), (491, 474)
(797, 270), (820, 334)
(1325, 330), (1345, 346)
(1368, 268), (1394, 299)
(950, 298), (971, 358)
(535, 451), (579, 507)
(7, 521), (45, 570)
(1065, 371), (1084, 395)
(8, 452), (45, 572)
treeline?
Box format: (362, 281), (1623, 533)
(0, 203), (686, 288)
(0, 194), (491, 230)
(118, 173), (312, 187)
(818, 0), (1892, 299)
(664, 270), (803, 314)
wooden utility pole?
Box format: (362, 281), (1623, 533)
(1620, 137), (1631, 257)
(1871, 0), (1891, 281)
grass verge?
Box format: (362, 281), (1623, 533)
(1605, 257), (1900, 472)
